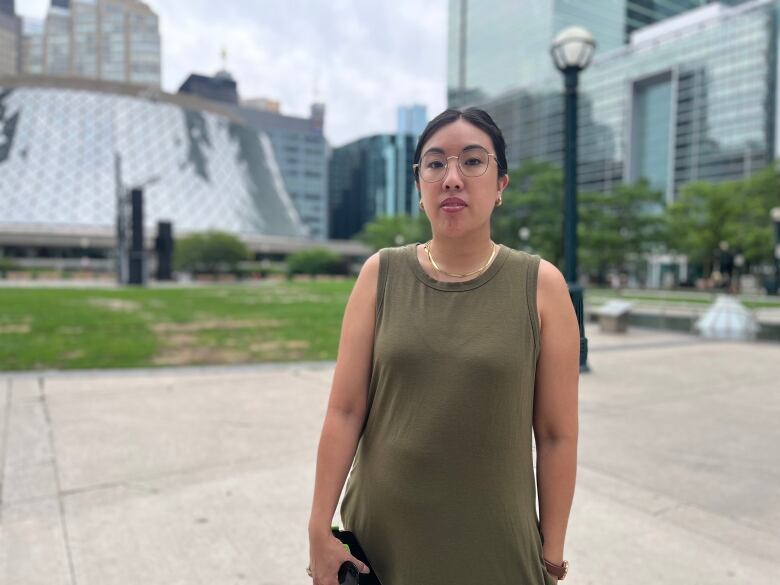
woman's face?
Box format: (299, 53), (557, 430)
(416, 119), (509, 238)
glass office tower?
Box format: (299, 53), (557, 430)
(449, 0), (779, 204)
(448, 0), (711, 107)
(329, 134), (418, 240)
(397, 104), (428, 136)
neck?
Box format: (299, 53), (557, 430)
(427, 231), (495, 275)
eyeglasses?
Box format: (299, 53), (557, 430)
(412, 145), (500, 183)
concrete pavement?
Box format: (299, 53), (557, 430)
(1, 326), (778, 584)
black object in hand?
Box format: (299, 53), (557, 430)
(331, 528), (382, 584)
(338, 561), (359, 585)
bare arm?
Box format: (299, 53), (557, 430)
(307, 251), (380, 542)
(533, 259), (580, 574)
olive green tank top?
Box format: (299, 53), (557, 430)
(340, 242), (554, 585)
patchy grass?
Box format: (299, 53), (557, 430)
(5, 280), (774, 372)
(0, 280), (353, 371)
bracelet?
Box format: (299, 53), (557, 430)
(543, 558), (569, 580)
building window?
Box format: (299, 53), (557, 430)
(630, 71), (673, 200)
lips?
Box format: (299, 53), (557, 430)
(440, 197), (467, 208)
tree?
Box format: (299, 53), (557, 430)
(286, 248), (346, 276)
(491, 160), (564, 266)
(730, 164), (780, 266)
(666, 181), (738, 276)
(666, 163), (780, 277)
(579, 179), (667, 282)
(494, 161), (667, 283)
(174, 231), (251, 274)
(354, 213), (432, 251)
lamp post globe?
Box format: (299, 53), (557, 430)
(551, 26), (596, 72)
(551, 25), (595, 373)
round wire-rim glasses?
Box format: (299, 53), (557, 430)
(412, 145), (500, 183)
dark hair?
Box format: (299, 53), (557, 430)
(412, 107), (508, 181)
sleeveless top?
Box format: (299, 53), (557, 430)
(340, 242), (555, 585)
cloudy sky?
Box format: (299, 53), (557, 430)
(17, 0), (448, 146)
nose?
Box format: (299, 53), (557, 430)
(441, 158), (463, 191)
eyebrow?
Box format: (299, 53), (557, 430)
(422, 144), (487, 157)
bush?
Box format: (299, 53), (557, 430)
(286, 248), (346, 277)
(0, 257), (18, 278)
(174, 231), (251, 274)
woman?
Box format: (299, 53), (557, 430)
(307, 108), (579, 585)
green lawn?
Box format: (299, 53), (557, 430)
(0, 280), (353, 371)
(2, 280), (778, 372)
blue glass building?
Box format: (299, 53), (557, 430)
(397, 104), (427, 136)
(448, 0), (778, 203)
(329, 134), (418, 240)
(448, 0), (713, 108)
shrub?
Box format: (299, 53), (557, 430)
(0, 257), (18, 278)
(174, 231), (251, 274)
(286, 248), (346, 277)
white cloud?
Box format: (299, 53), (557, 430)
(147, 0), (448, 146)
(16, 0), (48, 18)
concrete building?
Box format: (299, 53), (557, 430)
(240, 102), (329, 240)
(244, 97), (280, 113)
(20, 19), (44, 74)
(178, 71), (329, 241)
(20, 0), (161, 87)
(329, 134), (418, 240)
(0, 0), (16, 15)
(0, 75), (327, 270)
(0, 0), (20, 76)
(0, 12), (21, 76)
(179, 71), (239, 105)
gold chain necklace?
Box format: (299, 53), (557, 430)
(423, 239), (498, 278)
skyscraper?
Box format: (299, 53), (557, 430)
(20, 0), (161, 87)
(0, 0), (16, 17)
(447, 0), (713, 107)
(449, 0), (779, 205)
(329, 134), (418, 239)
(397, 104), (427, 137)
(0, 0), (20, 75)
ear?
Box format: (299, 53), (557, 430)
(498, 174), (509, 193)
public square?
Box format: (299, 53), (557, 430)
(1, 326), (778, 585)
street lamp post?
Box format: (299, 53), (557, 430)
(771, 207), (780, 295)
(551, 26), (596, 373)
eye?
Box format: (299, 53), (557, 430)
(463, 157), (484, 166)
(425, 160), (445, 169)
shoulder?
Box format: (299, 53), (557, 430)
(504, 246), (540, 262)
(369, 243), (414, 266)
(357, 250), (382, 281)
(355, 244), (408, 282)
(537, 258), (567, 292)
(504, 247), (544, 282)
(536, 258), (570, 331)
